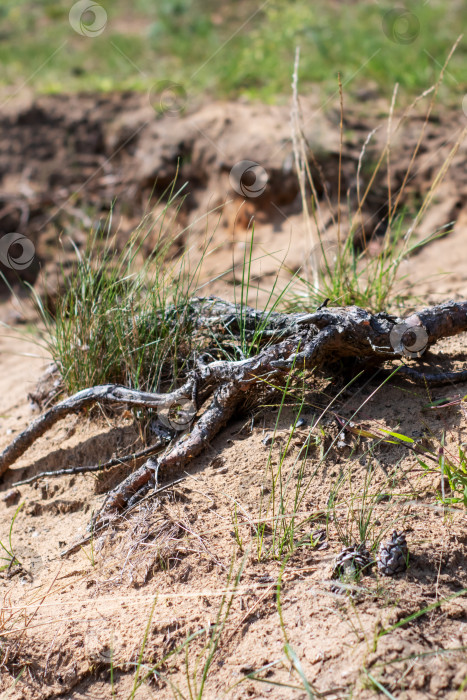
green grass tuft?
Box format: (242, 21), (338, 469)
(34, 186), (202, 395)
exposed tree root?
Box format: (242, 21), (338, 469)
(0, 383), (194, 479)
(1, 298), (466, 525)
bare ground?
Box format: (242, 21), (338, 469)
(0, 94), (466, 699)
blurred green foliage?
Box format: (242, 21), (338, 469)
(0, 0), (465, 102)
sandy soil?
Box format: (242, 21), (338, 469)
(0, 330), (466, 699)
(0, 96), (466, 699)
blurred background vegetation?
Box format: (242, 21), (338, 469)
(0, 0), (465, 103)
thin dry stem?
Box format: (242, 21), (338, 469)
(291, 47), (319, 291)
(337, 73), (344, 253)
(390, 34), (463, 219)
(356, 126), (381, 244)
(386, 83), (399, 231)
(351, 37), (462, 241)
(404, 125), (467, 244)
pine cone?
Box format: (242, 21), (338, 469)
(331, 542), (374, 580)
(377, 531), (408, 576)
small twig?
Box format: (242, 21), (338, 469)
(221, 581), (276, 649)
(59, 475), (188, 557)
(11, 441), (170, 487)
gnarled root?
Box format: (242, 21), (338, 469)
(1, 297), (466, 521)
